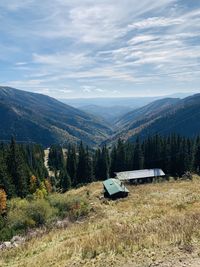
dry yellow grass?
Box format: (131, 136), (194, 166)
(1, 176), (200, 267)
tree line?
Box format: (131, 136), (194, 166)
(1, 134), (200, 203)
(48, 134), (200, 191)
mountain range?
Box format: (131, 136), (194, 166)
(0, 87), (112, 146)
(0, 86), (199, 147)
(60, 93), (193, 122)
(108, 93), (200, 144)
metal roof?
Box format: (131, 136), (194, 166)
(103, 178), (129, 196)
(116, 169), (165, 181)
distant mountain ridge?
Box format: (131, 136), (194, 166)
(0, 87), (112, 146)
(108, 94), (200, 143)
(60, 92), (193, 108)
(0, 87), (199, 147)
(60, 93), (193, 122)
(78, 105), (133, 123)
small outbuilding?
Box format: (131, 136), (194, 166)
(103, 178), (129, 199)
(116, 168), (165, 184)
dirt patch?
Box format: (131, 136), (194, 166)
(123, 246), (200, 267)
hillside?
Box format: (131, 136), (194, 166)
(0, 87), (112, 146)
(115, 97), (180, 129)
(133, 93), (200, 141)
(109, 94), (200, 143)
(0, 87), (199, 147)
(1, 177), (200, 266)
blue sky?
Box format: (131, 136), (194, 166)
(0, 0), (200, 98)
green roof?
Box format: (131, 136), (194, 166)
(103, 178), (129, 196)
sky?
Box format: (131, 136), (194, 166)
(0, 0), (200, 98)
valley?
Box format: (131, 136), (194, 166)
(1, 1), (200, 266)
(0, 87), (199, 147)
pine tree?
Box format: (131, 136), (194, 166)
(101, 145), (110, 180)
(85, 147), (93, 183)
(110, 145), (117, 177)
(48, 145), (64, 171)
(60, 169), (71, 192)
(94, 148), (102, 180)
(7, 138), (28, 197)
(77, 142), (86, 184)
(194, 144), (200, 173)
(94, 146), (110, 180)
(116, 139), (126, 172)
(67, 146), (77, 186)
(133, 137), (144, 170)
(0, 152), (15, 198)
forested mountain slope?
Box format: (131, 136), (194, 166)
(115, 97), (180, 129)
(132, 93), (200, 141)
(109, 94), (200, 143)
(0, 87), (112, 146)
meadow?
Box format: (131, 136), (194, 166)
(1, 176), (200, 267)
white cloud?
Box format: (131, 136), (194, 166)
(32, 52), (91, 69)
(95, 88), (105, 92)
(1, 0), (200, 97)
(6, 79), (43, 88)
(15, 62), (28, 66)
(127, 35), (157, 45)
(128, 17), (183, 30)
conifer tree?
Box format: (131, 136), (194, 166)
(0, 153), (15, 198)
(94, 146), (110, 180)
(60, 169), (71, 192)
(101, 145), (110, 180)
(7, 137), (28, 197)
(194, 144), (200, 173)
(85, 147), (93, 183)
(94, 148), (101, 180)
(48, 145), (64, 171)
(133, 137), (144, 170)
(116, 139), (126, 172)
(77, 142), (86, 184)
(110, 145), (117, 177)
(67, 146), (77, 186)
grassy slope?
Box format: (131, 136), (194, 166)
(1, 177), (200, 267)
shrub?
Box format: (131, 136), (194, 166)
(1, 192), (90, 241)
(48, 193), (90, 220)
(33, 182), (48, 199)
(26, 199), (57, 226)
(7, 198), (57, 233)
(7, 198), (32, 231)
(0, 227), (16, 241)
(0, 189), (7, 215)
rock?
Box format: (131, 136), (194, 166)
(12, 242), (19, 248)
(11, 235), (24, 244)
(55, 218), (69, 228)
(4, 241), (12, 248)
